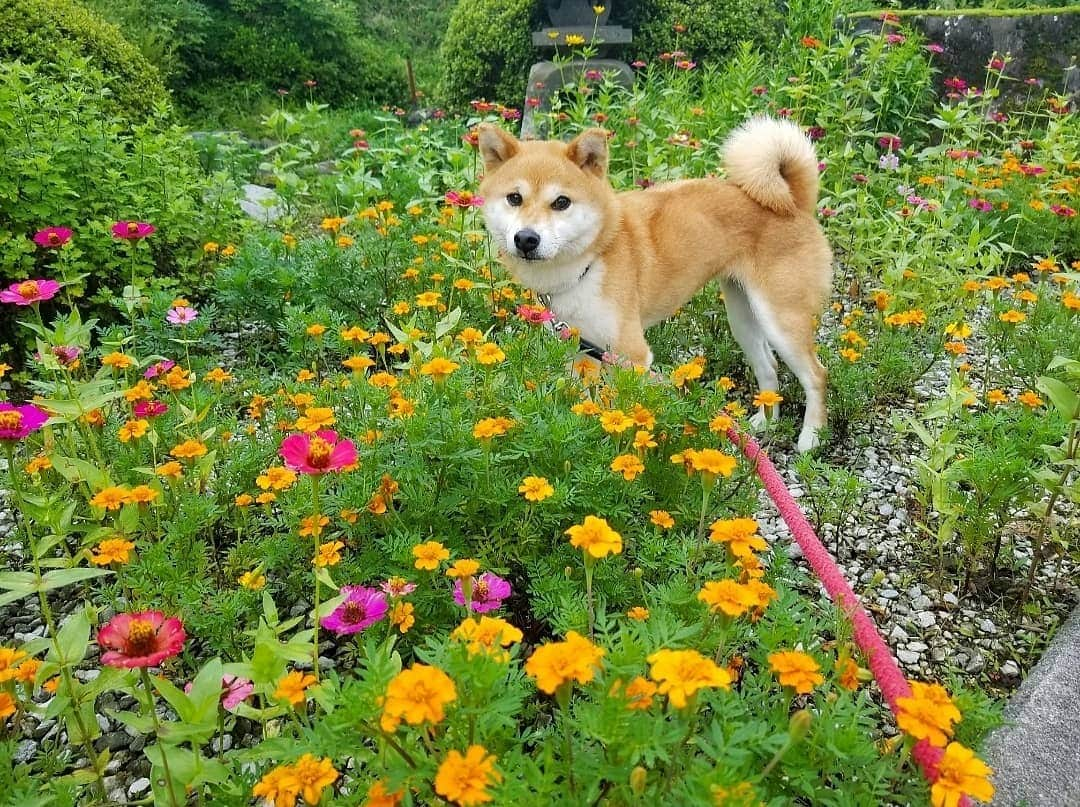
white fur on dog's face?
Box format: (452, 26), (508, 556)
(481, 182), (603, 288)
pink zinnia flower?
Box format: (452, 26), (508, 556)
(144, 360), (176, 379)
(112, 221), (156, 240)
(806, 126), (826, 142)
(51, 346), (82, 367)
(167, 306), (198, 326)
(944, 77), (967, 92)
(516, 304), (555, 325)
(380, 578), (417, 598)
(630, 60), (647, 69)
(969, 198), (993, 213)
(926, 43), (944, 55)
(97, 610), (186, 668)
(674, 60), (697, 71)
(444, 190), (484, 208)
(33, 227), (73, 249)
(320, 586), (388, 634)
(280, 430), (358, 474)
(884, 34), (905, 45)
(453, 572), (511, 613)
(185, 674), (254, 712)
(1050, 204), (1076, 218)
(0, 402), (49, 441)
(1, 279), (61, 305)
(133, 400), (168, 418)
(878, 135), (902, 151)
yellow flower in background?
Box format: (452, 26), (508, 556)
(256, 466), (297, 491)
(698, 580), (755, 618)
(118, 419), (149, 442)
(565, 34), (586, 46)
(999, 309), (1026, 324)
(649, 510), (674, 529)
(930, 742), (995, 807)
(420, 357), (460, 381)
(599, 409), (634, 434)
(294, 407), (335, 433)
(274, 670), (316, 706)
(380, 663), (457, 732)
(752, 390), (783, 408)
(610, 453), (645, 481)
(647, 648), (731, 708)
(91, 538), (136, 566)
(452, 616), (523, 659)
(434, 745), (502, 806)
(565, 515), (622, 558)
(518, 476), (554, 502)
(475, 343), (505, 365)
(768, 650), (824, 694)
(525, 631), (605, 694)
(314, 540), (344, 567)
(238, 570), (266, 590)
(627, 606), (650, 621)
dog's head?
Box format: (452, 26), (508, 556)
(476, 125), (615, 285)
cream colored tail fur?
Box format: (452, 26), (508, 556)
(723, 117), (820, 216)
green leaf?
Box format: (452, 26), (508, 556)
(50, 606), (93, 666)
(40, 567), (112, 592)
(0, 571), (39, 593)
(48, 455), (110, 489)
(1036, 376), (1079, 420)
(106, 708), (154, 735)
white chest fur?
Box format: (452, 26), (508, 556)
(544, 262), (619, 350)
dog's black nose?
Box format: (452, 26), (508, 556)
(514, 229), (541, 254)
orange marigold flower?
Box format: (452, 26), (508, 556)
(474, 343), (505, 366)
(274, 670), (317, 706)
(599, 409), (634, 434)
(473, 417), (512, 440)
(632, 430), (658, 452)
(525, 631), (605, 694)
(291, 755), (338, 806)
(697, 580), (755, 618)
(380, 663), (457, 732)
(565, 515), (622, 558)
(90, 486), (132, 511)
(627, 606), (650, 621)
(457, 327), (484, 346)
(518, 475), (554, 502)
(205, 367), (232, 384)
(1017, 390), (1043, 408)
(413, 541), (450, 571)
(0, 692), (16, 720)
(294, 406), (335, 433)
(837, 657), (860, 691)
(238, 570), (266, 590)
(101, 351), (134, 370)
(252, 764), (300, 807)
(299, 514), (330, 537)
(420, 357), (460, 381)
(649, 510), (674, 529)
(446, 559), (480, 579)
(752, 390), (784, 408)
(314, 540), (344, 567)
(610, 453), (645, 481)
(390, 601), (415, 633)
(257, 466), (298, 491)
(171, 439), (208, 460)
(685, 448), (737, 479)
(986, 389), (1009, 405)
(118, 419), (149, 442)
(647, 648), (731, 708)
(998, 309), (1026, 324)
(434, 745), (502, 806)
(0, 647), (28, 683)
(709, 517), (768, 558)
(896, 681), (962, 746)
(671, 361), (704, 388)
(621, 675), (658, 710)
(768, 650), (824, 694)
(930, 742), (995, 807)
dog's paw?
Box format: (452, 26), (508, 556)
(748, 410), (769, 431)
(796, 428), (822, 453)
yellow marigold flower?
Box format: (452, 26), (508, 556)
(525, 631), (605, 694)
(709, 518), (767, 559)
(128, 485), (159, 504)
(320, 216), (346, 233)
(22, 454), (50, 476)
(296, 369), (316, 383)
(768, 650), (824, 694)
(299, 514), (330, 537)
(90, 486), (132, 511)
(252, 764), (300, 807)
(571, 401), (602, 416)
(518, 476), (554, 502)
(685, 448), (737, 479)
(416, 291), (442, 307)
(390, 601), (415, 634)
(294, 406), (335, 433)
(0, 363), (10, 379)
(14, 658), (40, 684)
(632, 430), (657, 452)
(420, 357), (460, 381)
(945, 321), (973, 339)
(274, 670), (317, 706)
(647, 648), (731, 708)
(118, 419), (149, 443)
(472, 417), (512, 440)
(930, 742), (995, 807)
(706, 414), (733, 435)
(171, 439), (208, 460)
(944, 341), (968, 356)
(744, 578), (777, 610)
(238, 570), (266, 590)
(837, 657), (860, 691)
(446, 559), (480, 579)
(474, 343), (505, 366)
(610, 453), (645, 481)
(627, 606), (650, 621)
(365, 780), (404, 807)
(565, 515), (623, 558)
(840, 330), (867, 346)
(565, 33), (586, 45)
(1062, 290), (1080, 311)
(336, 235), (354, 248)
(884, 308), (928, 327)
(599, 409), (634, 434)
(453, 278), (475, 291)
(101, 351), (134, 370)
(1018, 390), (1043, 408)
(123, 380), (155, 403)
(457, 327), (484, 346)
(616, 675), (658, 710)
(0, 692), (15, 720)
(205, 367), (232, 384)
(986, 389), (1009, 405)
(896, 681), (962, 746)
(387, 395), (416, 419)
(256, 491), (277, 505)
(752, 390), (784, 409)
(998, 309), (1026, 324)
(380, 663), (457, 732)
(281, 233), (297, 248)
(163, 366), (192, 391)
(291, 755), (339, 806)
(698, 580), (755, 618)
(434, 745), (502, 806)
(342, 355), (375, 373)
(671, 361), (704, 388)
(257, 466), (297, 491)
(341, 326), (370, 342)
(649, 510), (674, 529)
(0, 647), (27, 683)
(314, 540), (344, 567)
(452, 616), (523, 659)
(840, 348), (862, 363)
(234, 493), (255, 508)
(413, 541), (450, 571)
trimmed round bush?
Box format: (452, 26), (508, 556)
(622, 0), (781, 66)
(0, 0), (169, 120)
(439, 0), (543, 110)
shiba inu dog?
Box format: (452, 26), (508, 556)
(476, 117), (833, 452)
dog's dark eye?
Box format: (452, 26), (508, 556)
(551, 195), (572, 211)
(506, 192), (523, 207)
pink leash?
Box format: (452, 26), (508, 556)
(725, 428), (969, 806)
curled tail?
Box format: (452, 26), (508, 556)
(723, 117), (820, 216)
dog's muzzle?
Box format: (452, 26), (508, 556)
(513, 228), (541, 259)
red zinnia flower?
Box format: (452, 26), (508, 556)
(0, 403), (49, 441)
(97, 610), (186, 668)
(33, 227), (73, 249)
(445, 190), (484, 208)
(111, 221), (156, 240)
(1, 279), (61, 305)
(279, 430), (358, 474)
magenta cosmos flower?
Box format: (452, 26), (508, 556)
(144, 360), (176, 379)
(112, 221), (156, 240)
(1, 279), (61, 306)
(320, 586), (388, 635)
(453, 572), (511, 613)
(97, 610), (186, 668)
(166, 306), (198, 326)
(133, 400), (168, 418)
(33, 227), (73, 249)
(185, 674), (254, 712)
(0, 403), (49, 441)
(280, 430), (358, 474)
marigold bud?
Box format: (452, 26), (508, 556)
(789, 709), (812, 742)
(630, 766), (647, 794)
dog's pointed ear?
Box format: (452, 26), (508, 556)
(567, 129), (609, 177)
(477, 124), (520, 173)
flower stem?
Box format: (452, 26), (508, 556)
(310, 473), (322, 680)
(140, 667), (181, 807)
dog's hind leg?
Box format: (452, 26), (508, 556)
(720, 280), (779, 430)
(742, 287), (828, 453)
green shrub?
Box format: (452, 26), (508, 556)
(0, 0), (169, 120)
(439, 0), (543, 109)
(622, 0), (782, 65)
(0, 57), (242, 354)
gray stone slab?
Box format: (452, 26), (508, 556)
(532, 26), (633, 48)
(239, 183), (285, 225)
(983, 605), (1080, 806)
